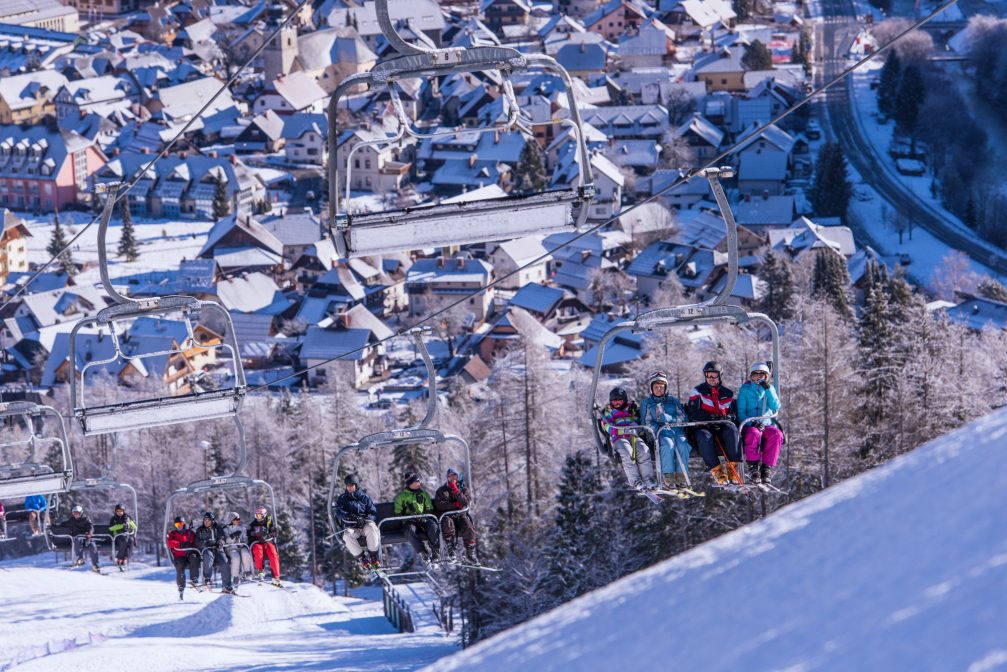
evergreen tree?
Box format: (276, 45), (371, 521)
(513, 139), (548, 194)
(733, 0), (752, 20)
(877, 50), (901, 118)
(759, 249), (797, 322)
(275, 509), (306, 581)
(977, 277), (1007, 303)
(212, 176), (231, 219)
(894, 65), (926, 140)
(741, 40), (773, 71)
(548, 451), (604, 602)
(810, 143), (853, 220)
(857, 271), (895, 458)
(790, 38), (805, 66)
(117, 199), (139, 262)
(811, 248), (853, 320)
(47, 214), (76, 276)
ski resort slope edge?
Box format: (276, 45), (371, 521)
(430, 408), (1007, 672)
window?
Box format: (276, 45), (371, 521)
(365, 159), (371, 169)
(354, 159), (360, 169)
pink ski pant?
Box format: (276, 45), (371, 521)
(742, 425), (783, 466)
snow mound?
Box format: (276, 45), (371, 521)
(431, 408), (1007, 671)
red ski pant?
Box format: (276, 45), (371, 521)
(252, 541), (280, 578)
(742, 425), (784, 467)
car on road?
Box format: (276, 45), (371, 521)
(806, 119), (822, 140)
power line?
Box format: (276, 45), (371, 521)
(247, 0), (958, 393)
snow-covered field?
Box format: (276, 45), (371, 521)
(0, 555), (455, 671)
(19, 212), (213, 289)
(434, 407), (1007, 671)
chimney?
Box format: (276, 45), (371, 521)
(180, 151), (187, 159)
(457, 257), (465, 269)
(113, 148), (120, 156)
(142, 147), (150, 154)
(468, 154), (477, 168)
(339, 312), (351, 329)
(972, 304), (980, 315)
(762, 190), (769, 200)
(230, 154), (238, 165)
(493, 129), (500, 144)
(209, 151), (218, 159)
(581, 250), (590, 262)
(437, 257), (445, 268)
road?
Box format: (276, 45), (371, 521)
(815, 0), (1007, 276)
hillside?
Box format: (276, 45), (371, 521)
(432, 408), (1007, 671)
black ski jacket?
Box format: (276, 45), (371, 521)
(194, 522), (226, 550)
(62, 514), (94, 537)
(247, 516), (275, 544)
(335, 489), (377, 525)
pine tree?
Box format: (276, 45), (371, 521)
(212, 176), (231, 219)
(857, 273), (895, 458)
(548, 451), (604, 602)
(117, 199), (139, 262)
(274, 509), (306, 581)
(790, 38), (805, 66)
(894, 64), (926, 140)
(513, 139), (548, 194)
(877, 50), (901, 119)
(759, 249), (797, 322)
(810, 142), (853, 220)
(811, 248), (853, 320)
(47, 214), (76, 276)
(741, 40), (773, 71)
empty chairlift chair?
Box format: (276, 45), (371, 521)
(0, 401), (73, 501)
(326, 0), (595, 258)
(70, 184), (246, 436)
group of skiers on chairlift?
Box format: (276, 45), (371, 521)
(601, 360), (783, 493)
(166, 506), (281, 598)
(336, 467), (479, 572)
(57, 502), (137, 573)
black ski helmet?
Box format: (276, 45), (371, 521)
(702, 361), (723, 377)
(202, 511), (215, 522)
(609, 387), (629, 403)
(174, 515), (186, 525)
(345, 473), (360, 487)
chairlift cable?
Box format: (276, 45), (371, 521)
(0, 0), (314, 317)
(246, 0), (957, 394)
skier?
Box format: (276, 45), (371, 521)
(433, 467), (478, 564)
(736, 362), (785, 487)
(335, 474), (381, 570)
(23, 494), (47, 536)
(108, 503), (137, 571)
(62, 505), (100, 572)
(194, 512), (234, 593)
(167, 515), (200, 599)
(638, 371), (693, 489)
(394, 473), (440, 564)
(247, 506), (282, 585)
(600, 386), (657, 490)
(222, 512), (254, 585)
(687, 361), (743, 485)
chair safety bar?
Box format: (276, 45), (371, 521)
(327, 30), (595, 258)
(72, 183), (246, 436)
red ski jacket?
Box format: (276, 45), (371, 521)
(167, 528), (196, 558)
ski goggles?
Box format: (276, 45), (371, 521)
(174, 521), (185, 529)
(751, 371), (768, 379)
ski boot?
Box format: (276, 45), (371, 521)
(203, 581), (212, 591)
(725, 462), (744, 485)
(710, 464), (729, 486)
(444, 542), (459, 564)
(71, 559), (85, 568)
(747, 461), (762, 485)
(91, 565), (101, 574)
(271, 577), (282, 587)
(257, 571), (266, 583)
(464, 544), (479, 566)
(221, 586), (235, 595)
(190, 579), (199, 589)
(761, 464), (774, 487)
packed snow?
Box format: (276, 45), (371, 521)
(0, 555), (455, 671)
(431, 407), (1007, 671)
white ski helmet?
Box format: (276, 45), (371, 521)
(648, 370), (669, 390)
(749, 362), (771, 377)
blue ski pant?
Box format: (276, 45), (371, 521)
(73, 536), (99, 567)
(694, 423), (741, 468)
(655, 428), (692, 474)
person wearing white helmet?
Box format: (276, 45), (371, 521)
(62, 504), (100, 572)
(736, 361), (784, 486)
(222, 512), (255, 585)
(638, 371), (692, 489)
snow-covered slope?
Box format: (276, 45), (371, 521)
(0, 557), (455, 671)
(433, 408), (1007, 672)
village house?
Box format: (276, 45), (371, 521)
(0, 209), (31, 284)
(0, 70), (68, 124)
(0, 125), (106, 212)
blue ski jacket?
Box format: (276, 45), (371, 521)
(23, 495), (47, 511)
(639, 393), (688, 438)
(335, 488), (377, 524)
(736, 380), (781, 425)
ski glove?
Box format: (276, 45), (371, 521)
(759, 380), (771, 390)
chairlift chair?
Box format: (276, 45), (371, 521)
(70, 183), (246, 436)
(326, 0), (596, 258)
(0, 401), (73, 501)
(327, 329), (474, 572)
(587, 168), (782, 489)
(49, 434), (139, 554)
(161, 415), (276, 562)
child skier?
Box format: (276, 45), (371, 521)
(600, 386), (657, 490)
